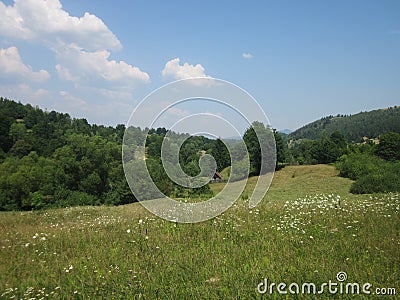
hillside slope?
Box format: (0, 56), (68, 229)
(288, 106), (400, 142)
(1, 165), (399, 299)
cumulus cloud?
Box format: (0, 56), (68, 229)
(0, 0), (150, 124)
(0, 83), (51, 108)
(0, 46), (50, 82)
(55, 45), (149, 90)
(57, 90), (135, 124)
(161, 58), (210, 81)
(242, 53), (253, 59)
(0, 0), (121, 51)
(59, 90), (89, 111)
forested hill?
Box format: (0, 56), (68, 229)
(0, 97), (232, 210)
(0, 97), (285, 211)
(288, 107), (400, 142)
(0, 97), (127, 156)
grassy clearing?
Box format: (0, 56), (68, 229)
(1, 165), (399, 299)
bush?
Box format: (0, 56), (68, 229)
(337, 153), (400, 194)
(54, 188), (99, 207)
(350, 167), (400, 193)
(30, 191), (44, 210)
(336, 153), (383, 180)
(375, 132), (400, 161)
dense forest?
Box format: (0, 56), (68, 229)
(288, 107), (400, 142)
(1, 97), (399, 211)
(0, 97), (285, 211)
(0, 97), (131, 210)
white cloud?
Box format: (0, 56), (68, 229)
(0, 0), (151, 126)
(59, 90), (88, 109)
(98, 88), (133, 100)
(161, 58), (210, 81)
(0, 0), (121, 51)
(56, 45), (150, 89)
(242, 53), (253, 59)
(55, 64), (79, 81)
(0, 46), (50, 82)
(57, 90), (135, 124)
(0, 83), (51, 108)
(160, 101), (190, 118)
(168, 106), (190, 117)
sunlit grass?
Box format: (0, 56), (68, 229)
(1, 165), (399, 299)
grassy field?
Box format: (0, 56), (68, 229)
(1, 165), (399, 299)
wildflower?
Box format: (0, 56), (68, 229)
(206, 277), (220, 283)
(65, 265), (73, 273)
(126, 229), (131, 233)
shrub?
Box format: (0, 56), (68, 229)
(30, 191), (44, 210)
(336, 153), (383, 180)
(350, 167), (400, 193)
(375, 132), (400, 161)
(338, 153), (400, 194)
(54, 188), (99, 207)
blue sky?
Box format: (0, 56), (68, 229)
(0, 0), (399, 132)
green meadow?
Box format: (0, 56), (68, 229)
(1, 165), (399, 299)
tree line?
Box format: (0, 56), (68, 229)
(287, 127), (400, 193)
(287, 107), (400, 142)
(1, 97), (398, 211)
(0, 97), (131, 210)
(0, 98), (287, 210)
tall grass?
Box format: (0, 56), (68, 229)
(1, 165), (399, 299)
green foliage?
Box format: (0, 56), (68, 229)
(290, 130), (348, 164)
(336, 152), (400, 194)
(243, 125), (260, 175)
(146, 158), (176, 197)
(288, 106), (400, 142)
(243, 121), (276, 175)
(30, 191), (44, 210)
(274, 130), (288, 165)
(336, 152), (381, 180)
(9, 122), (28, 143)
(337, 133), (400, 194)
(10, 139), (33, 158)
(0, 98), (137, 210)
(208, 138), (230, 172)
(375, 132), (400, 161)
(350, 163), (400, 193)
(54, 188), (99, 207)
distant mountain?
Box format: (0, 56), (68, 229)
(278, 129), (293, 135)
(288, 107), (400, 142)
